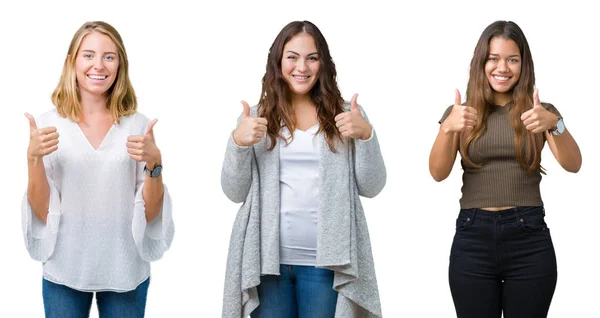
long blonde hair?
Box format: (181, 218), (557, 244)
(52, 21), (137, 123)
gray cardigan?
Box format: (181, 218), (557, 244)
(221, 103), (386, 317)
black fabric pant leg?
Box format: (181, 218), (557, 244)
(449, 207), (557, 318)
(501, 208), (557, 318)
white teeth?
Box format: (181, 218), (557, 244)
(293, 75), (308, 80)
(494, 75), (509, 81)
(88, 75), (107, 80)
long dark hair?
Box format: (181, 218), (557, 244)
(258, 20), (345, 152)
(462, 20), (544, 174)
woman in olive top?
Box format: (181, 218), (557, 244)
(429, 20), (581, 318)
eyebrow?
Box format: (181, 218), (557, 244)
(80, 49), (117, 55)
(286, 50), (319, 56)
(489, 53), (520, 58)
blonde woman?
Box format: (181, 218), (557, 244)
(22, 21), (174, 318)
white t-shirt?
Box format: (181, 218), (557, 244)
(21, 109), (174, 292)
(279, 124), (320, 266)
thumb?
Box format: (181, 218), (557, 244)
(145, 118), (158, 136)
(455, 89), (462, 106)
(533, 88), (542, 107)
(241, 100), (251, 117)
(351, 93), (359, 111)
(25, 112), (37, 131)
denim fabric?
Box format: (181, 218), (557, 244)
(251, 265), (338, 318)
(42, 277), (149, 318)
(449, 206), (557, 318)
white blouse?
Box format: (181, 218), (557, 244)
(21, 109), (174, 292)
(279, 124), (320, 266)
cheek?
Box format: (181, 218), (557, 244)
(281, 60), (294, 75)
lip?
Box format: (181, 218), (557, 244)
(292, 74), (311, 82)
(87, 74), (109, 80)
(491, 74), (512, 84)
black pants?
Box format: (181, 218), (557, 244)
(449, 206), (557, 318)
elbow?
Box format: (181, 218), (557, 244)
(565, 161), (582, 173)
(429, 167), (449, 182)
(358, 173), (386, 198)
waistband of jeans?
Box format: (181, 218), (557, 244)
(460, 206), (545, 222)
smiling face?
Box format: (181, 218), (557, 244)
(281, 33), (321, 98)
(74, 31), (119, 99)
(485, 36), (522, 105)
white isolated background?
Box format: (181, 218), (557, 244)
(0, 0), (598, 317)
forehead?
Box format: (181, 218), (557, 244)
(283, 33), (317, 52)
(78, 31), (117, 52)
(488, 36), (520, 55)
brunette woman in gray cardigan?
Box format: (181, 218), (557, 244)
(220, 21), (386, 318)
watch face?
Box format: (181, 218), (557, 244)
(557, 119), (565, 132)
(151, 166), (162, 177)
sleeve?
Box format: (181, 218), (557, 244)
(131, 115), (174, 262)
(21, 119), (61, 262)
(220, 112), (254, 203)
(439, 105), (454, 124)
(354, 104), (386, 198)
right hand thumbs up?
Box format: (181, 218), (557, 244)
(25, 112), (59, 160)
(232, 101), (268, 147)
(441, 90), (478, 133)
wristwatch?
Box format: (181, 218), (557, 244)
(144, 164), (163, 178)
(549, 118), (565, 136)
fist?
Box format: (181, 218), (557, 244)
(441, 90), (478, 133)
(126, 119), (162, 169)
(232, 100), (268, 147)
(520, 89), (559, 133)
(25, 112), (59, 160)
(334, 93), (372, 140)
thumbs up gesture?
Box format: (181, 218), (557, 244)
(521, 89), (559, 133)
(441, 90), (478, 133)
(232, 100), (268, 147)
(25, 112), (59, 161)
(127, 118), (162, 169)
(334, 93), (372, 140)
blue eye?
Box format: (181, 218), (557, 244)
(104, 55), (115, 61)
(83, 54), (92, 59)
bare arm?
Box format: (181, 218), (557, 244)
(25, 113), (59, 223)
(429, 128), (460, 182)
(429, 90), (477, 182)
(27, 157), (50, 223)
(545, 129), (582, 173)
(142, 162), (164, 222)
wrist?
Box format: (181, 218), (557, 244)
(360, 126), (373, 140)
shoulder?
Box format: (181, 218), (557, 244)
(541, 102), (561, 118)
(342, 100), (366, 113)
(118, 111), (150, 134)
(36, 108), (64, 127)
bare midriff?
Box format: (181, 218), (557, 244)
(481, 206), (517, 212)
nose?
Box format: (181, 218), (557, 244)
(93, 56), (104, 71)
(296, 58), (307, 72)
(497, 59), (509, 72)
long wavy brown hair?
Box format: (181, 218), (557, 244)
(462, 20), (544, 174)
(52, 21), (137, 123)
(258, 21), (345, 152)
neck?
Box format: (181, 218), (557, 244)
(80, 90), (109, 116)
(494, 92), (513, 106)
(290, 93), (314, 110)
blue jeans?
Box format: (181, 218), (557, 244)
(42, 277), (150, 318)
(251, 264), (338, 318)
(449, 206), (557, 318)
